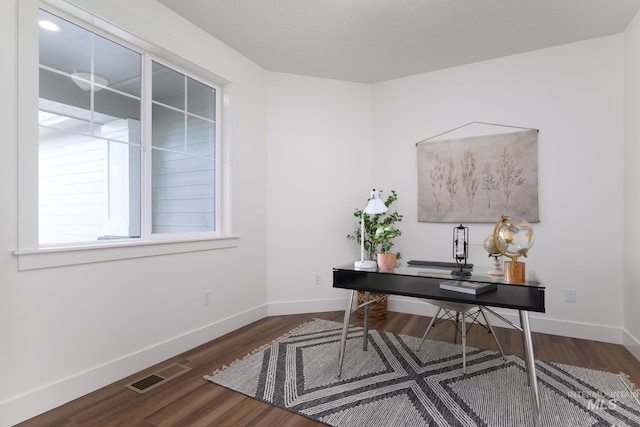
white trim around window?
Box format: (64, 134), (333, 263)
(14, 236), (239, 270)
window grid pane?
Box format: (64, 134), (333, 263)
(38, 8), (142, 244)
(151, 151), (215, 234)
(151, 61), (217, 234)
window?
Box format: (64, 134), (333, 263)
(38, 9), (219, 245)
(15, 3), (235, 269)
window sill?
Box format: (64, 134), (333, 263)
(14, 235), (239, 270)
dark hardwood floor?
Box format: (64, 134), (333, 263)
(17, 311), (640, 426)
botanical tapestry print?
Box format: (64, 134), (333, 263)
(417, 129), (539, 223)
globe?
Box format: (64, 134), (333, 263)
(493, 215), (535, 262)
(483, 234), (501, 256)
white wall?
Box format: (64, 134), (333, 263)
(624, 10), (640, 360)
(265, 72), (372, 314)
(264, 36), (627, 344)
(370, 36), (625, 341)
(1, 0), (269, 424)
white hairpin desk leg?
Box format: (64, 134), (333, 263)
(337, 290), (355, 378)
(520, 310), (541, 419)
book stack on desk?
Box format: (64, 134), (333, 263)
(439, 280), (497, 295)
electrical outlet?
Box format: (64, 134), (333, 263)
(314, 273), (321, 286)
(204, 289), (212, 305)
(565, 289), (577, 303)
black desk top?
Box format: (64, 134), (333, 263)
(333, 262), (545, 312)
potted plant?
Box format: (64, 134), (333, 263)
(346, 190), (403, 262)
(372, 225), (401, 270)
(347, 190), (403, 319)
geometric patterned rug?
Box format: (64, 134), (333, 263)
(205, 319), (640, 426)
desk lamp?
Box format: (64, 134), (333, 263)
(354, 189), (388, 269)
(452, 224), (471, 277)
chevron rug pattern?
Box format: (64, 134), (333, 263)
(205, 319), (640, 426)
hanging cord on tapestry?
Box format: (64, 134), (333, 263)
(415, 121), (539, 146)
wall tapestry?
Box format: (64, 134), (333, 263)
(417, 128), (539, 223)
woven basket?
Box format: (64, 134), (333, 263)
(356, 291), (388, 319)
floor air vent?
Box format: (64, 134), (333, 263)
(126, 363), (191, 394)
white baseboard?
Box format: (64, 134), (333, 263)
(624, 329), (640, 361)
(267, 296), (626, 346)
(0, 305), (268, 427)
(389, 296), (625, 345)
(266, 297), (347, 316)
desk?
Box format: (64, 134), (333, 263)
(333, 263), (545, 417)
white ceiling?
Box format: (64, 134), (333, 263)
(157, 0), (640, 83)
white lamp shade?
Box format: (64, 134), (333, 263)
(363, 191), (387, 215)
(354, 189), (387, 269)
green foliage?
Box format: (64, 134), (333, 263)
(346, 190), (403, 259)
(373, 225), (401, 253)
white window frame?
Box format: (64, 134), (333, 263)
(15, 0), (237, 270)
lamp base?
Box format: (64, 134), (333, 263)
(504, 261), (525, 283)
(354, 260), (377, 270)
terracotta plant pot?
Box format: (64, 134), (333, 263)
(377, 252), (397, 270)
